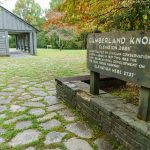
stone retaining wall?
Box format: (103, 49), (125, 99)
(55, 78), (150, 150)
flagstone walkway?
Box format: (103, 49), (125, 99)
(0, 51), (118, 149)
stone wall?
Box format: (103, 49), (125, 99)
(56, 79), (150, 150)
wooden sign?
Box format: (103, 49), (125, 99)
(87, 31), (150, 88)
(87, 31), (150, 121)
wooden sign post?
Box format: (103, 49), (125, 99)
(87, 31), (150, 121)
(138, 87), (150, 121)
(90, 71), (100, 95)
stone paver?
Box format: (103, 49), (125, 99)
(0, 137), (5, 144)
(94, 138), (113, 150)
(31, 97), (43, 101)
(44, 131), (67, 145)
(0, 106), (7, 113)
(65, 122), (93, 139)
(4, 115), (28, 125)
(2, 87), (15, 92)
(19, 94), (32, 100)
(48, 104), (66, 112)
(25, 147), (36, 150)
(29, 108), (45, 116)
(45, 149), (61, 150)
(44, 96), (59, 106)
(37, 112), (57, 122)
(0, 96), (5, 101)
(9, 129), (41, 147)
(58, 109), (76, 122)
(0, 57), (115, 149)
(0, 114), (6, 119)
(47, 90), (56, 96)
(30, 90), (47, 97)
(40, 119), (61, 130)
(64, 137), (93, 150)
(10, 105), (26, 112)
(0, 128), (6, 134)
(23, 102), (45, 107)
(15, 121), (32, 130)
(0, 96), (14, 104)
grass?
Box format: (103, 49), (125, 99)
(110, 83), (139, 105)
(0, 49), (88, 82)
(0, 49), (126, 149)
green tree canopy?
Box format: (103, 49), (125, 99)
(58, 0), (149, 32)
(49, 0), (62, 10)
(13, 0), (44, 29)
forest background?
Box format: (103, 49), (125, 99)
(8, 0), (150, 49)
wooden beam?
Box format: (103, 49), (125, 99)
(33, 32), (37, 55)
(90, 71), (100, 95)
(29, 32), (33, 55)
(137, 86), (150, 121)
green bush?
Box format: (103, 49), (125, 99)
(37, 31), (49, 48)
(9, 36), (16, 48)
(50, 32), (59, 49)
(49, 29), (82, 49)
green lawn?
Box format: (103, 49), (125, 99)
(0, 49), (88, 83)
(0, 49), (124, 150)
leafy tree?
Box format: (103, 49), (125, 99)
(47, 25), (81, 50)
(49, 0), (62, 10)
(13, 0), (44, 29)
(37, 31), (49, 48)
(58, 0), (149, 32)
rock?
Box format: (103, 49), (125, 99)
(0, 92), (10, 96)
(40, 119), (61, 130)
(94, 138), (113, 150)
(45, 149), (61, 150)
(58, 109), (76, 122)
(0, 96), (14, 104)
(44, 131), (67, 145)
(25, 147), (36, 150)
(28, 87), (42, 91)
(19, 85), (29, 89)
(23, 102), (45, 107)
(0, 106), (7, 112)
(10, 105), (26, 112)
(34, 84), (43, 88)
(0, 128), (6, 134)
(19, 80), (29, 84)
(19, 94), (32, 100)
(15, 121), (32, 130)
(42, 82), (50, 85)
(30, 90), (47, 97)
(65, 122), (93, 139)
(0, 96), (5, 101)
(0, 137), (5, 144)
(31, 97), (43, 101)
(0, 114), (6, 119)
(29, 108), (45, 116)
(37, 112), (57, 122)
(44, 96), (59, 106)
(48, 104), (66, 112)
(47, 90), (56, 96)
(29, 82), (37, 85)
(9, 129), (41, 147)
(2, 87), (15, 92)
(4, 115), (28, 125)
(64, 137), (93, 150)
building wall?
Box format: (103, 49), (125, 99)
(56, 79), (150, 150)
(0, 7), (34, 31)
(0, 6), (37, 56)
(0, 30), (9, 56)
